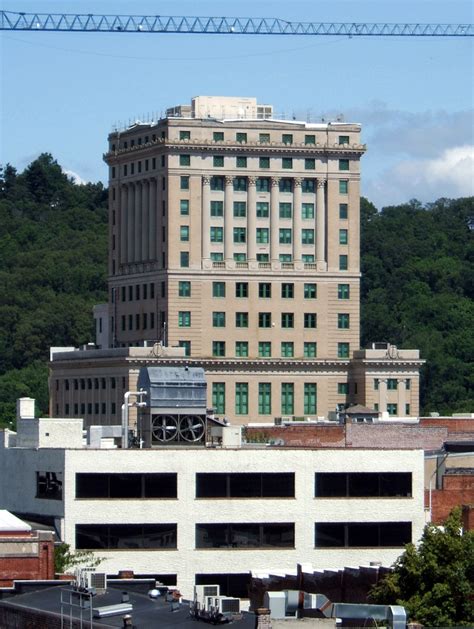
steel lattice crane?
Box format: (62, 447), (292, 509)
(0, 10), (472, 37)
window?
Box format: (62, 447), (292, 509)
(279, 203), (292, 219)
(281, 342), (294, 357)
(233, 227), (246, 243)
(304, 283), (317, 299)
(338, 342), (350, 358)
(196, 473), (294, 498)
(388, 379), (398, 390)
(180, 176), (189, 190)
(178, 281), (191, 297)
(339, 135), (350, 145)
(281, 283), (294, 298)
(339, 159), (349, 171)
(304, 384), (317, 414)
(338, 284), (350, 299)
(180, 226), (189, 241)
(315, 522), (411, 548)
(196, 523), (294, 549)
(180, 252), (189, 267)
(304, 342), (317, 358)
(212, 341), (226, 357)
(302, 179), (315, 193)
(315, 473), (412, 498)
(258, 383), (272, 414)
(256, 228), (269, 243)
(76, 473), (177, 499)
(281, 383), (294, 415)
(259, 133), (270, 143)
(281, 313), (294, 328)
(302, 203), (315, 219)
(259, 157), (270, 169)
(387, 403), (398, 415)
(338, 313), (350, 329)
(374, 379), (380, 390)
(180, 154), (191, 167)
(257, 253), (269, 262)
(236, 132), (247, 143)
(339, 229), (348, 245)
(259, 342), (272, 357)
(213, 155), (224, 167)
(282, 157), (293, 169)
(279, 179), (293, 193)
(233, 177), (247, 192)
(233, 201), (246, 217)
(406, 379), (411, 390)
(213, 282), (225, 297)
(235, 383), (249, 415)
(180, 130), (191, 140)
(235, 312), (248, 328)
(256, 178), (270, 192)
(280, 254), (292, 263)
(259, 313), (271, 328)
(36, 472), (63, 500)
(279, 229), (292, 244)
(76, 524), (177, 550)
(405, 404), (411, 415)
(179, 340), (191, 356)
(259, 283), (271, 298)
(305, 158), (315, 170)
(282, 133), (293, 144)
(213, 131), (224, 142)
(235, 282), (248, 298)
(212, 383), (225, 414)
(302, 229), (315, 245)
(304, 313), (317, 328)
(305, 134), (316, 145)
(339, 203), (348, 219)
(235, 341), (249, 357)
(338, 383), (349, 395)
(210, 226), (223, 242)
(339, 254), (348, 270)
(339, 180), (348, 194)
(236, 156), (247, 168)
(211, 176), (224, 191)
(178, 311), (191, 327)
(213, 312), (226, 327)
(256, 202), (269, 218)
(210, 200), (223, 217)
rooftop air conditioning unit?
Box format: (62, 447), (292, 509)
(87, 572), (107, 592)
(194, 584), (220, 601)
(216, 596), (241, 614)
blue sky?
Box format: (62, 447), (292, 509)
(1, 0), (473, 207)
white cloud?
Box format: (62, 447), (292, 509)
(63, 169), (88, 185)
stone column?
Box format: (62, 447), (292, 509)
(316, 178), (327, 271)
(293, 177), (302, 261)
(134, 182), (142, 263)
(224, 175), (234, 262)
(120, 185), (128, 265)
(148, 177), (156, 262)
(202, 176), (211, 260)
(142, 180), (149, 261)
(379, 379), (387, 414)
(270, 177), (280, 262)
(247, 176), (257, 261)
(398, 379), (406, 415)
(127, 183), (135, 264)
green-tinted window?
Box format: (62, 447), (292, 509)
(338, 383), (349, 395)
(210, 226), (223, 242)
(259, 312), (271, 328)
(282, 158), (293, 169)
(257, 253), (269, 262)
(236, 156), (247, 168)
(339, 135), (350, 145)
(235, 383), (249, 415)
(339, 180), (348, 194)
(233, 227), (246, 243)
(339, 255), (348, 270)
(256, 228), (269, 244)
(178, 340), (191, 357)
(180, 252), (189, 267)
(339, 203), (348, 219)
(387, 403), (398, 415)
(302, 255), (315, 263)
(178, 281), (191, 297)
(280, 179), (293, 193)
(339, 229), (348, 245)
(259, 342), (272, 357)
(374, 379), (379, 390)
(281, 313), (294, 328)
(256, 202), (269, 217)
(338, 284), (350, 299)
(280, 254), (292, 263)
(302, 229), (315, 245)
(338, 313), (350, 329)
(304, 313), (317, 328)
(279, 228), (292, 244)
(235, 341), (248, 357)
(259, 283), (271, 298)
(304, 383), (317, 414)
(213, 156), (224, 167)
(281, 342), (294, 357)
(178, 311), (191, 327)
(302, 203), (315, 219)
(180, 154), (191, 167)
(233, 201), (247, 217)
(405, 404), (411, 415)
(337, 342), (350, 358)
(210, 200), (223, 217)
(388, 379), (398, 390)
(339, 159), (349, 171)
(213, 131), (224, 142)
(235, 282), (248, 298)
(180, 176), (189, 190)
(406, 379), (411, 390)
(302, 179), (315, 193)
(213, 282), (226, 298)
(279, 203), (292, 218)
(179, 130), (191, 140)
(212, 383), (225, 414)
(211, 176), (224, 191)
(233, 177), (247, 192)
(282, 134), (293, 145)
(281, 383), (294, 415)
(180, 199), (189, 215)
(259, 157), (270, 169)
(213, 312), (226, 327)
(305, 158), (315, 170)
(304, 283), (317, 299)
(281, 283), (294, 299)
(235, 312), (248, 328)
(258, 383), (272, 414)
(180, 226), (189, 241)
(236, 132), (247, 143)
(259, 133), (270, 143)
(304, 342), (317, 358)
(212, 341), (226, 357)
(211, 252), (223, 261)
(256, 178), (270, 192)
(305, 134), (316, 145)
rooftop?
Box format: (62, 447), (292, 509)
(0, 510), (31, 533)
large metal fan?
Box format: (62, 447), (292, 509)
(152, 415), (178, 442)
(179, 415), (205, 442)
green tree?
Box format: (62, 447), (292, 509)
(370, 508), (474, 626)
(54, 542), (104, 575)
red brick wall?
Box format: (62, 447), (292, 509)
(426, 473), (474, 527)
(0, 533), (54, 587)
(245, 424), (345, 447)
(420, 417), (474, 434)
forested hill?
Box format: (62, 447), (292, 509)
(0, 154), (472, 424)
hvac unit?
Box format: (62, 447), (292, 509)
(87, 572), (107, 591)
(217, 597), (241, 614)
(194, 584), (220, 601)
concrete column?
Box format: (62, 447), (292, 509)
(202, 176), (211, 260)
(141, 180), (149, 261)
(316, 178), (327, 271)
(270, 177), (280, 262)
(224, 175), (234, 261)
(398, 379), (406, 415)
(379, 379), (387, 414)
(293, 177), (302, 261)
(134, 182), (142, 263)
(148, 177), (156, 261)
(127, 183), (135, 264)
(247, 176), (257, 261)
(120, 185), (128, 265)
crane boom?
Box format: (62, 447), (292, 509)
(0, 10), (472, 37)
